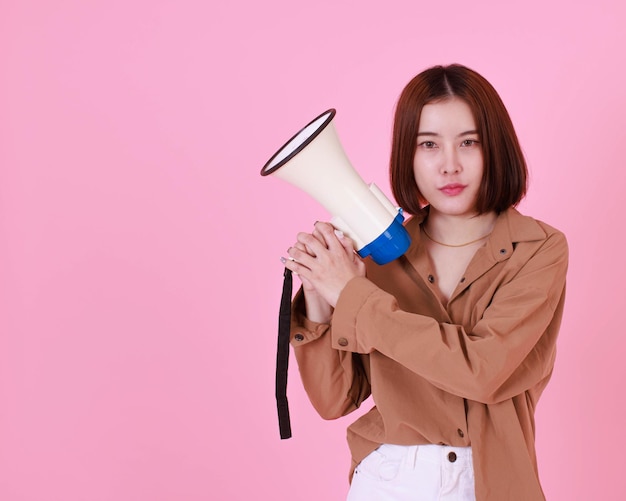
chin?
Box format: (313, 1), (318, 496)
(431, 202), (478, 217)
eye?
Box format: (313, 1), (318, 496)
(419, 141), (437, 149)
(461, 139), (479, 147)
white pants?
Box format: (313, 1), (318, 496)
(347, 444), (476, 501)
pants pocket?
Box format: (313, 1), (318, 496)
(354, 447), (402, 482)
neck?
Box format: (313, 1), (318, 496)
(423, 208), (497, 247)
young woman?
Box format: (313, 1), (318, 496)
(282, 64), (568, 501)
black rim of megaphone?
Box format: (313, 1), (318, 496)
(260, 109), (337, 176)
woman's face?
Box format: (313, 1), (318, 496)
(413, 97), (484, 218)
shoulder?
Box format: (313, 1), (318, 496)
(504, 208), (568, 269)
(505, 207), (567, 245)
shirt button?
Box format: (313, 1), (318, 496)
(294, 333), (304, 342)
(448, 452), (457, 463)
(428, 274), (435, 283)
(338, 337), (349, 347)
(499, 248), (507, 255)
(457, 429), (464, 438)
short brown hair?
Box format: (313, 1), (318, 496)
(390, 64), (528, 216)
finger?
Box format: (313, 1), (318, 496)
(287, 245), (317, 270)
(313, 222), (346, 254)
(296, 232), (330, 258)
(311, 227), (329, 249)
(294, 241), (316, 258)
(311, 221), (334, 249)
(335, 230), (358, 256)
(281, 256), (309, 279)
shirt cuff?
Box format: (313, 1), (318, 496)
(290, 288), (331, 346)
(330, 276), (381, 353)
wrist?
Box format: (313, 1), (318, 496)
(303, 289), (333, 323)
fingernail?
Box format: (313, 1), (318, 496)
(334, 229), (344, 238)
(280, 257), (287, 264)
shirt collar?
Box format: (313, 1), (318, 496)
(487, 207), (547, 262)
(404, 206), (547, 263)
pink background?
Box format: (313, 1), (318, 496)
(1, 1), (624, 499)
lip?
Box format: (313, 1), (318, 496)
(439, 183), (467, 196)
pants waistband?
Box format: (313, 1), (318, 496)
(376, 443), (473, 469)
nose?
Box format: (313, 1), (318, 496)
(441, 148), (461, 175)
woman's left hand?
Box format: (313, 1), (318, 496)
(284, 222), (366, 308)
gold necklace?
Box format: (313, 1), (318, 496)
(422, 226), (492, 248)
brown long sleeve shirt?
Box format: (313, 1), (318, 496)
(290, 207), (568, 500)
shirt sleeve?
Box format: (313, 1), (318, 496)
(290, 289), (371, 420)
(330, 231), (568, 405)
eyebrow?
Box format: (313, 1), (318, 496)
(417, 130), (479, 138)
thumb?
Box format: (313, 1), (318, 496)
(334, 229), (360, 260)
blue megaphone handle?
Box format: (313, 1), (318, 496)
(357, 210), (411, 265)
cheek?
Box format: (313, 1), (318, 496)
(412, 165), (426, 191)
(412, 168), (435, 205)
(472, 160), (485, 183)
(412, 155), (428, 180)
(470, 151), (484, 175)
(413, 157), (435, 185)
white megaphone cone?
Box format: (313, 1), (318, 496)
(261, 109), (410, 265)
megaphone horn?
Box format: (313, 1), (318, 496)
(261, 109), (410, 266)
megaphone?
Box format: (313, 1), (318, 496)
(260, 109), (410, 265)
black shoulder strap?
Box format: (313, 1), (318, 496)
(275, 267), (293, 439)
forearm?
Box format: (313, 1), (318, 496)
(294, 333), (369, 419)
(303, 288), (333, 323)
(330, 232), (568, 404)
(291, 289), (371, 418)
